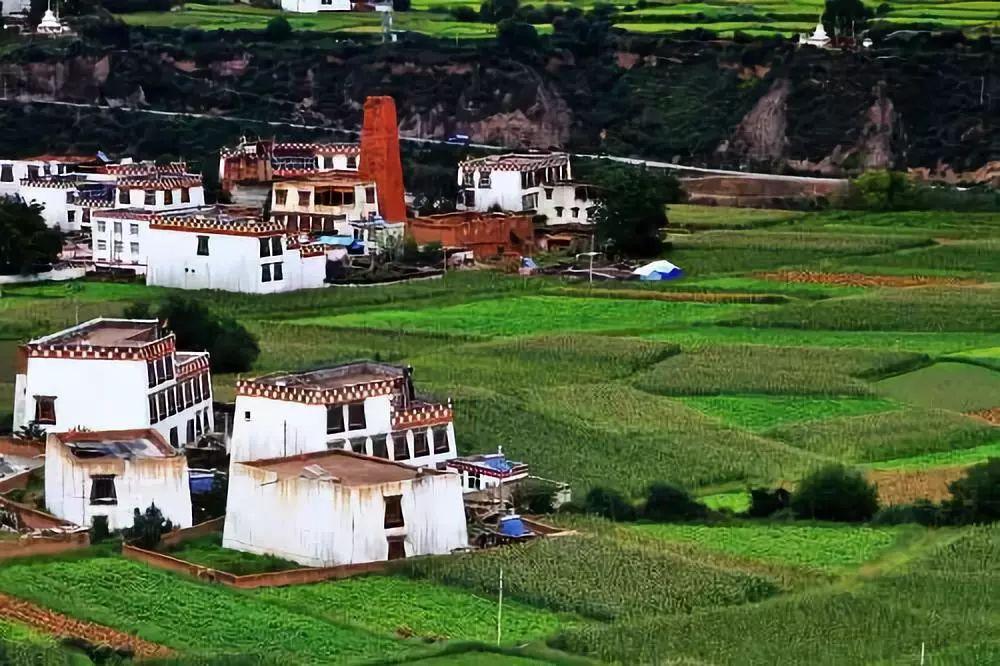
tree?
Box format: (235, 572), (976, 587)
(823, 0), (872, 38)
(392, 0), (411, 10)
(157, 296), (260, 373)
(643, 482), (708, 521)
(848, 170), (910, 210)
(791, 465), (879, 522)
(583, 486), (636, 521)
(748, 487), (791, 518)
(591, 167), (679, 258)
(0, 200), (62, 276)
(480, 0), (518, 21)
(126, 503), (174, 550)
(265, 16), (293, 41)
(944, 458), (1000, 525)
(497, 19), (539, 51)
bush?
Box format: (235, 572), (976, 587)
(158, 296), (260, 373)
(790, 465), (879, 522)
(512, 478), (557, 514)
(450, 5), (479, 21)
(265, 16), (293, 41)
(126, 503), (174, 550)
(871, 499), (943, 526)
(0, 199), (62, 275)
(583, 486), (636, 521)
(943, 458), (1000, 525)
(748, 487), (791, 518)
(643, 482), (708, 521)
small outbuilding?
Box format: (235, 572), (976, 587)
(632, 259), (684, 281)
(44, 429), (193, 532)
(223, 449), (469, 567)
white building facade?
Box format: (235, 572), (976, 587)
(278, 0), (353, 13)
(229, 362), (457, 469)
(223, 450), (468, 567)
(456, 153), (597, 226)
(45, 429), (193, 531)
(13, 318), (214, 448)
(142, 211), (329, 294)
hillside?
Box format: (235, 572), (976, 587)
(0, 24), (995, 180)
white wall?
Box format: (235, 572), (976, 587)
(222, 463), (467, 567)
(144, 229), (326, 294)
(91, 215), (148, 268)
(115, 186), (205, 211)
(279, 0), (352, 12)
(45, 437), (192, 530)
(19, 185), (82, 232)
(537, 184), (595, 225)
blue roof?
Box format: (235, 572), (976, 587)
(481, 456), (521, 473)
(499, 515), (533, 538)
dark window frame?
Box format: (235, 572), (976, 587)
(432, 426), (450, 454)
(326, 405), (345, 434)
(196, 236), (210, 256)
(412, 430), (429, 458)
(392, 432), (410, 461)
(89, 475), (117, 505)
(384, 495), (404, 528)
(347, 402), (366, 430)
(34, 396), (56, 425)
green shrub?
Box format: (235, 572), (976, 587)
(748, 487), (791, 518)
(944, 459), (1000, 525)
(583, 487), (636, 521)
(791, 465), (879, 522)
(643, 482), (708, 521)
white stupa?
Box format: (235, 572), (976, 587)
(36, 1), (69, 35)
(799, 18), (831, 48)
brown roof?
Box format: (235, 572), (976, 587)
(248, 362), (406, 392)
(29, 319), (162, 348)
(244, 449), (440, 486)
(53, 429), (177, 459)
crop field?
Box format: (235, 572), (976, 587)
(118, 0), (1000, 38)
(0, 206), (998, 663)
(632, 522), (915, 571)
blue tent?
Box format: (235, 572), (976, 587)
(632, 260), (684, 281)
(498, 515), (533, 538)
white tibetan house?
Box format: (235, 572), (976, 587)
(223, 449), (469, 567)
(44, 429), (193, 531)
(456, 153), (597, 226)
(279, 0), (352, 11)
(229, 362), (457, 468)
(13, 318), (213, 448)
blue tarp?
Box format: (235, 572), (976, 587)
(521, 257), (538, 269)
(498, 515), (533, 538)
(316, 235), (355, 246)
(189, 473), (215, 494)
(633, 260), (684, 281)
(482, 456), (520, 473)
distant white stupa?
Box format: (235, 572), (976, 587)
(799, 18), (831, 48)
(36, 0), (69, 35)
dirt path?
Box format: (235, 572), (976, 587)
(0, 592), (174, 659)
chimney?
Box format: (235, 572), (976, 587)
(359, 96), (407, 223)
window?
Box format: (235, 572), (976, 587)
(203, 407), (211, 432)
(347, 402), (366, 430)
(433, 426), (450, 454)
(0, 164), (12, 182)
(272, 262), (283, 281)
(169, 427), (179, 448)
(167, 390), (176, 416)
(34, 396), (56, 425)
(346, 155), (357, 169)
(365, 187), (375, 204)
(521, 193), (538, 211)
(351, 437), (367, 454)
(27, 165), (38, 179)
(89, 475), (117, 505)
(259, 237), (270, 258)
(195, 412), (203, 437)
(181, 188), (191, 203)
(147, 360), (157, 388)
(274, 189), (287, 206)
(130, 242), (139, 256)
(118, 188), (128, 205)
(186, 419), (195, 444)
(156, 357), (166, 383)
(327, 405), (345, 434)
(243, 411), (251, 422)
(271, 237), (282, 255)
(413, 430), (429, 458)
(130, 223), (139, 235)
(96, 240), (107, 252)
(392, 433), (409, 461)
(321, 0), (332, 5)
(148, 395), (158, 423)
(297, 190), (310, 207)
(387, 537), (406, 560)
(144, 190), (156, 206)
(200, 373), (210, 401)
(468, 470), (481, 490)
(66, 191), (74, 204)
(164, 189), (174, 205)
(113, 241), (124, 255)
(261, 263), (272, 282)
(544, 187), (553, 200)
(194, 376), (203, 403)
(571, 207), (580, 219)
(463, 172), (474, 188)
(67, 210), (76, 225)
(372, 436), (388, 459)
(96, 221), (106, 233)
(157, 393), (167, 419)
(478, 172), (491, 188)
(384, 495), (404, 528)
(197, 236), (209, 256)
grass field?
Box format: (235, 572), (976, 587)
(0, 205), (997, 664)
(114, 0), (1000, 39)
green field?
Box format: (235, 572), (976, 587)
(114, 0), (1000, 39)
(1, 206), (998, 664)
(633, 522), (915, 571)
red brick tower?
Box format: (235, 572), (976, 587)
(359, 96), (407, 223)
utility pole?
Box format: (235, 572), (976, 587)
(496, 567), (504, 646)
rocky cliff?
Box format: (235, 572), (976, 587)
(0, 29), (995, 180)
